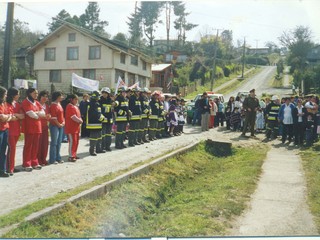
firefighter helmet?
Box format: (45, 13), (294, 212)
(90, 91), (100, 100)
(118, 86), (127, 92)
(101, 87), (111, 94)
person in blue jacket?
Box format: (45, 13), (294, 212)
(278, 97), (295, 144)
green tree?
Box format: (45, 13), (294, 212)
(127, 2), (143, 48)
(139, 1), (164, 48)
(80, 2), (108, 34)
(173, 2), (197, 46)
(279, 26), (314, 74)
(47, 9), (79, 32)
(112, 33), (128, 45)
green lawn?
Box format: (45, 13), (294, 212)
(3, 142), (269, 238)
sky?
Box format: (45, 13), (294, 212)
(0, 0), (320, 48)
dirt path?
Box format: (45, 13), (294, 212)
(231, 146), (317, 236)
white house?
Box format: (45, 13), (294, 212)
(29, 23), (152, 92)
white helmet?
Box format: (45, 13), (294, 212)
(271, 95), (279, 101)
(101, 87), (111, 94)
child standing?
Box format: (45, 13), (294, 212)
(255, 108), (264, 133)
(230, 107), (241, 131)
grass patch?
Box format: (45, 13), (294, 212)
(0, 147), (176, 230)
(185, 66), (255, 100)
(300, 142), (320, 232)
(4, 143), (269, 238)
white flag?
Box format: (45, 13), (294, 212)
(114, 76), (126, 94)
(128, 81), (139, 90)
(71, 73), (99, 92)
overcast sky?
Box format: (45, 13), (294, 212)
(0, 0), (320, 47)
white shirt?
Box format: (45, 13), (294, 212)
(283, 104), (293, 124)
(297, 106), (303, 123)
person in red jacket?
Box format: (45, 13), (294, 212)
(49, 91), (65, 164)
(65, 94), (83, 162)
(37, 90), (51, 166)
(6, 87), (25, 175)
(21, 88), (45, 172)
(0, 86), (15, 177)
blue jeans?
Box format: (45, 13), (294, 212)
(0, 129), (8, 173)
(49, 125), (64, 163)
(192, 109), (201, 125)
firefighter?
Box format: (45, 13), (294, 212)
(128, 87), (142, 146)
(86, 91), (105, 156)
(149, 91), (160, 141)
(114, 86), (129, 149)
(99, 87), (114, 152)
(138, 87), (151, 143)
(265, 95), (281, 140)
(156, 94), (166, 139)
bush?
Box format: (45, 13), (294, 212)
(223, 66), (231, 77)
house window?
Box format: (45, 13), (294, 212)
(83, 69), (96, 80)
(68, 33), (76, 42)
(89, 46), (101, 60)
(115, 69), (125, 83)
(44, 48), (55, 61)
(142, 60), (147, 70)
(67, 47), (79, 60)
(49, 70), (61, 83)
(130, 54), (138, 66)
(120, 53), (126, 64)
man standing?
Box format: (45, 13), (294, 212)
(278, 97), (295, 144)
(265, 95), (281, 140)
(114, 87), (129, 149)
(99, 87), (114, 152)
(241, 89), (259, 137)
(138, 88), (151, 143)
(199, 92), (210, 131)
(128, 87), (142, 146)
(86, 91), (105, 156)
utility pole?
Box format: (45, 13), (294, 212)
(2, 2), (14, 89)
(255, 39), (259, 68)
(241, 37), (246, 79)
(211, 29), (222, 91)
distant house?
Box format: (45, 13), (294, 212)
(247, 47), (270, 55)
(307, 45), (320, 64)
(153, 39), (179, 54)
(29, 23), (152, 92)
(163, 50), (188, 63)
(151, 64), (172, 92)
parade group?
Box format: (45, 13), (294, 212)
(0, 85), (319, 178)
(0, 85), (188, 178)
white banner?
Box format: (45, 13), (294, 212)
(71, 73), (99, 92)
(128, 81), (139, 90)
(14, 79), (37, 89)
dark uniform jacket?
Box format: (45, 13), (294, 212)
(149, 98), (160, 120)
(265, 102), (280, 122)
(243, 96), (259, 112)
(99, 96), (113, 124)
(114, 94), (129, 122)
(129, 94), (142, 121)
(86, 100), (104, 129)
(140, 95), (150, 119)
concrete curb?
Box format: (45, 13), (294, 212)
(1, 140), (201, 236)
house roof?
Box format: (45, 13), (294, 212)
(151, 64), (171, 72)
(29, 23), (152, 63)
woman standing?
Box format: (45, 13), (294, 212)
(49, 91), (65, 164)
(65, 94), (82, 162)
(0, 87), (13, 177)
(38, 90), (51, 166)
(21, 88), (44, 171)
(6, 87), (24, 175)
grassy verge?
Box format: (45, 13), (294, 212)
(185, 66), (254, 100)
(300, 142), (320, 232)
(3, 143), (269, 238)
(0, 147), (175, 230)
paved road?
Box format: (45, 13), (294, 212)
(225, 66), (292, 100)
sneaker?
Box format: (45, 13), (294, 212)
(68, 157), (77, 162)
(32, 165), (42, 170)
(24, 167), (33, 172)
(9, 172), (14, 176)
(0, 172), (10, 177)
(58, 160), (64, 164)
